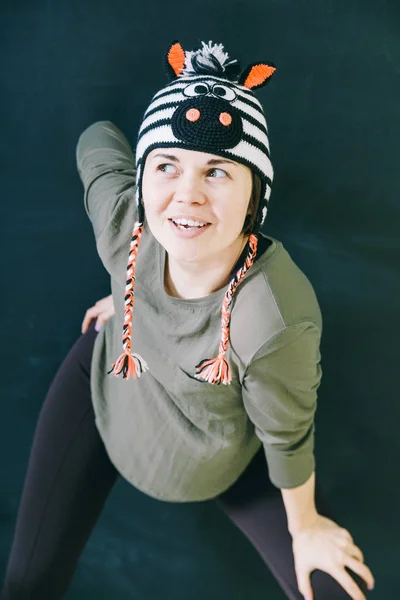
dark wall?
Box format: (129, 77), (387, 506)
(1, 1), (399, 598)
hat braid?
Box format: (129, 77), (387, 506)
(108, 222), (149, 380)
(194, 233), (258, 385)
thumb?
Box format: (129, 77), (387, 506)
(297, 572), (313, 600)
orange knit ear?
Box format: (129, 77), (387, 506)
(239, 62), (276, 90)
(167, 42), (186, 77)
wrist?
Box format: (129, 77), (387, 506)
(281, 471), (319, 537)
(288, 509), (319, 537)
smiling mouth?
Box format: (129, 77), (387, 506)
(168, 219), (211, 228)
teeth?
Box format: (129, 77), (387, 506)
(172, 218), (207, 227)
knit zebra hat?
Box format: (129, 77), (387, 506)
(109, 40), (276, 385)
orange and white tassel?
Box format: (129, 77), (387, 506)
(195, 355), (232, 385)
(108, 351), (149, 380)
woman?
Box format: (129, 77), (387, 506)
(1, 40), (374, 600)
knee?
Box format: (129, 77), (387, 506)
(311, 567), (370, 599)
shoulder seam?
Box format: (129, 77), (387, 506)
(244, 319), (321, 373)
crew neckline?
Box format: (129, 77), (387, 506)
(156, 232), (281, 307)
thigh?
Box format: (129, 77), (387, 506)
(2, 321), (119, 599)
(215, 448), (369, 600)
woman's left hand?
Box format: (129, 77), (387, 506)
(81, 294), (115, 334)
(291, 514), (375, 600)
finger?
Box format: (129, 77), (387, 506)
(96, 309), (115, 326)
(347, 545), (364, 563)
(95, 317), (106, 329)
(344, 557), (375, 591)
(297, 572), (314, 600)
(81, 307), (100, 333)
(339, 528), (354, 544)
(331, 567), (366, 600)
(82, 314), (97, 333)
(81, 316), (94, 333)
(338, 541), (363, 562)
(90, 307), (113, 324)
(82, 307), (97, 320)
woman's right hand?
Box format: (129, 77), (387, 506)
(81, 294), (115, 334)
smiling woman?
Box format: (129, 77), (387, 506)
(1, 39), (374, 600)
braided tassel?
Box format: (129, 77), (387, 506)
(108, 222), (149, 381)
(195, 234), (258, 385)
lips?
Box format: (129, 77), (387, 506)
(168, 218), (211, 225)
(168, 219), (211, 238)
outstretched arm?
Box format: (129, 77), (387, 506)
(242, 321), (374, 600)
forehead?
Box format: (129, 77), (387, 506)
(147, 147), (239, 164)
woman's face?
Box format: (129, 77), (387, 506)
(142, 147), (252, 265)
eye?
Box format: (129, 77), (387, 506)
(183, 82), (211, 97)
(212, 84), (236, 101)
(208, 168), (227, 179)
(157, 163), (176, 174)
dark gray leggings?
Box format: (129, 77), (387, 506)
(1, 321), (368, 600)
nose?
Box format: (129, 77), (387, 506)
(173, 172), (206, 204)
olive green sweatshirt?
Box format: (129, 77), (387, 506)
(76, 120), (323, 503)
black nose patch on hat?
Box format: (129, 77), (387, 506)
(171, 96), (243, 150)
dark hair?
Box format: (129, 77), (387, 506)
(241, 171), (262, 235)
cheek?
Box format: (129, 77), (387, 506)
(218, 196), (248, 224)
(142, 190), (168, 223)
(142, 170), (159, 199)
(142, 177), (157, 208)
(213, 210), (243, 238)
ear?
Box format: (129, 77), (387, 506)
(238, 62), (276, 90)
(165, 40), (186, 81)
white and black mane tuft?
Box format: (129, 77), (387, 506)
(181, 40), (241, 82)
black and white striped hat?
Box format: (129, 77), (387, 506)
(109, 40), (277, 385)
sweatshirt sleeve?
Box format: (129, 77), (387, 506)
(76, 120), (137, 282)
(242, 320), (323, 489)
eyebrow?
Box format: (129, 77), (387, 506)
(151, 153), (238, 167)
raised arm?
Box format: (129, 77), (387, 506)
(76, 120), (137, 283)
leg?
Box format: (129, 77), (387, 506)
(1, 321), (119, 600)
(215, 448), (369, 600)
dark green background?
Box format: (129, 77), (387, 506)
(1, 1), (399, 598)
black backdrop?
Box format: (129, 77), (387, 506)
(1, 1), (399, 598)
